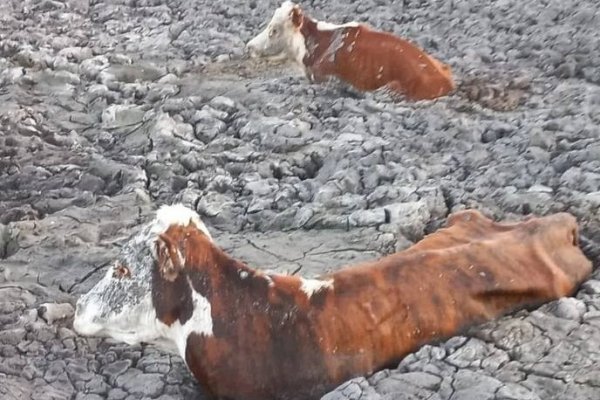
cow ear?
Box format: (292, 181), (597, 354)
(290, 5), (303, 27)
(155, 233), (185, 282)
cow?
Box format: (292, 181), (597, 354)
(246, 1), (528, 110)
(245, 1), (455, 101)
(73, 204), (592, 400)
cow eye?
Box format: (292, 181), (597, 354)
(113, 261), (131, 279)
(269, 27), (278, 37)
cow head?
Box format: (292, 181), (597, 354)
(246, 1), (306, 63)
(73, 204), (214, 355)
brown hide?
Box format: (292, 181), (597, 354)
(153, 210), (592, 400)
(299, 18), (455, 100)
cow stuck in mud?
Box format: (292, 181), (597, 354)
(73, 204), (592, 400)
(246, 1), (455, 101)
(246, 1), (531, 111)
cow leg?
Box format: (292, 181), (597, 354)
(305, 69), (318, 83)
(305, 65), (331, 84)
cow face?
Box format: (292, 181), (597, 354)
(246, 1), (306, 63)
(73, 204), (213, 352)
(72, 229), (161, 346)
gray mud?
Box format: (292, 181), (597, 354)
(1, 0), (599, 399)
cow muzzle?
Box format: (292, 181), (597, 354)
(72, 296), (106, 335)
(246, 40), (261, 58)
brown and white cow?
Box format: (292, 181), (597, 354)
(73, 204), (592, 400)
(246, 1), (455, 101)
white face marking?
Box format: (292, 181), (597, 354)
(74, 289), (163, 347)
(246, 1), (307, 65)
(300, 278), (334, 298)
(151, 204), (212, 241)
(72, 297), (102, 335)
(148, 204), (213, 262)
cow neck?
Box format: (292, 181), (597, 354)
(182, 231), (277, 303)
(299, 16), (334, 66)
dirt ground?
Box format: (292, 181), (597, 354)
(1, 0), (599, 399)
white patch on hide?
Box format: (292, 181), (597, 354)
(300, 277), (334, 297)
(165, 279), (214, 360)
(316, 20), (360, 30)
(290, 28), (307, 66)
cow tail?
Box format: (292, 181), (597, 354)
(455, 75), (530, 112)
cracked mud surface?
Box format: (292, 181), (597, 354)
(1, 0), (599, 399)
